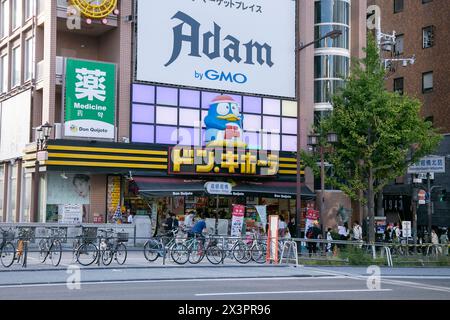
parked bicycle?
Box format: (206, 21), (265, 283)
(100, 229), (128, 266)
(143, 229), (189, 265)
(38, 227), (63, 267)
(186, 234), (224, 265)
(0, 227), (16, 268)
(15, 228), (34, 267)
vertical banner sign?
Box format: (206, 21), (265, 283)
(107, 176), (121, 218)
(268, 215), (279, 263)
(255, 205), (267, 232)
(64, 58), (116, 139)
(231, 205), (245, 237)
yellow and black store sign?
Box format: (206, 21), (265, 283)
(24, 140), (303, 179)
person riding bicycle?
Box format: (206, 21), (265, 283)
(188, 214), (207, 243)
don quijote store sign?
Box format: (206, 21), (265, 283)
(135, 0), (296, 98)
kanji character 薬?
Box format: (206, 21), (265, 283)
(75, 68), (107, 101)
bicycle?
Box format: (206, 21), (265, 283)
(143, 229), (189, 265)
(186, 233), (224, 265)
(38, 227), (63, 267)
(0, 227), (16, 268)
(15, 228), (34, 267)
(100, 229), (128, 266)
(75, 229), (104, 267)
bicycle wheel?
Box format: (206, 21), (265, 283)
(232, 241), (251, 264)
(188, 240), (205, 264)
(205, 245), (224, 265)
(76, 243), (98, 266)
(143, 239), (161, 262)
(251, 242), (267, 264)
(0, 242), (15, 268)
(39, 240), (49, 263)
(50, 240), (62, 267)
(170, 243), (189, 265)
(115, 243), (127, 265)
(102, 248), (113, 266)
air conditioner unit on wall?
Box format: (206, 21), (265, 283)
(54, 123), (62, 139)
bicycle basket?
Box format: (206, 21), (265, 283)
(2, 231), (15, 242)
(82, 227), (98, 242)
(117, 232), (129, 243)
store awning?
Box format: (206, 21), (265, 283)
(133, 177), (316, 200)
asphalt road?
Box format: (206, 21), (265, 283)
(0, 265), (450, 300)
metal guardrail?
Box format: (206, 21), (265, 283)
(0, 224), (448, 269)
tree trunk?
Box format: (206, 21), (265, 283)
(376, 190), (384, 217)
(368, 167), (375, 243)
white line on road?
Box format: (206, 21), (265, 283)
(308, 268), (450, 294)
(196, 289), (393, 297)
(0, 276), (346, 289)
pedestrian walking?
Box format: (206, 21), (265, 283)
(306, 221), (321, 257)
(278, 215), (287, 238)
(326, 227), (334, 255)
(439, 228), (448, 256)
(338, 222), (349, 249)
(431, 229), (441, 255)
(391, 223), (401, 243)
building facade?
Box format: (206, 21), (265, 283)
(0, 0), (367, 234)
(367, 0), (450, 231)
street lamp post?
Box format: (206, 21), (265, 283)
(31, 122), (53, 222)
(296, 29), (342, 239)
(307, 132), (338, 238)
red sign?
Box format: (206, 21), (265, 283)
(232, 205), (245, 217)
(306, 209), (320, 221)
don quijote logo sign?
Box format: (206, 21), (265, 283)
(136, 0), (296, 98)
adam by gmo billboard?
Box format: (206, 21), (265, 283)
(135, 0), (296, 98)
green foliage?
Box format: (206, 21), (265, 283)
(339, 246), (373, 265)
(311, 34), (442, 202)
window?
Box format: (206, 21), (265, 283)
(7, 163), (17, 223)
(422, 0), (432, 4)
(394, 0), (404, 13)
(394, 34), (404, 56)
(24, 37), (34, 81)
(0, 166), (3, 221)
(422, 72), (433, 93)
(12, 0), (22, 30)
(394, 77), (404, 95)
(25, 0), (35, 20)
(11, 46), (20, 87)
(423, 26), (435, 49)
(0, 0), (8, 39)
(0, 54), (7, 93)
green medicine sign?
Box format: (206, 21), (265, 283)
(64, 58), (116, 140)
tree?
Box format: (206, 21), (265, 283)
(305, 35), (441, 243)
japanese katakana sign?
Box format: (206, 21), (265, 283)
(169, 146), (279, 176)
(407, 156), (446, 174)
(190, 0), (263, 15)
(64, 58), (116, 140)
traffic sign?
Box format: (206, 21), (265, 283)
(402, 221), (412, 238)
(204, 182), (232, 195)
(418, 189), (426, 205)
(408, 156), (445, 174)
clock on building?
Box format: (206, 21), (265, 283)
(70, 0), (119, 22)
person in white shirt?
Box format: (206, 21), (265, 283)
(326, 228), (334, 254)
(278, 215), (287, 237)
(127, 212), (134, 224)
(352, 221), (363, 241)
(183, 211), (196, 231)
